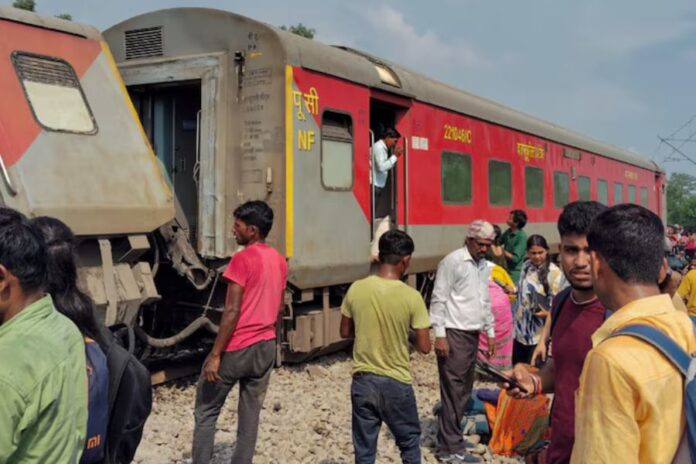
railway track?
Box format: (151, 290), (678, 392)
(150, 361), (203, 386)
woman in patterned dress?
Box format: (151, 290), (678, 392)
(512, 235), (565, 365)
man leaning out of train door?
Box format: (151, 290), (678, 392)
(0, 207), (88, 463)
(431, 220), (496, 463)
(192, 200), (288, 464)
(341, 229), (431, 464)
(370, 128), (403, 261)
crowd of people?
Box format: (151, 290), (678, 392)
(665, 224), (696, 318)
(341, 201), (696, 464)
(3, 196), (696, 464)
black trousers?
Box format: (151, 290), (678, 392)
(192, 340), (275, 464)
(436, 329), (479, 455)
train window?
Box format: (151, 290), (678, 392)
(524, 166), (544, 207)
(321, 111), (353, 190)
(12, 52), (97, 134)
(441, 151), (472, 204)
(614, 182), (623, 204)
(554, 171), (569, 208)
(597, 179), (608, 205)
(628, 185), (636, 203)
(489, 160), (512, 206)
(640, 187), (649, 207)
(578, 176), (591, 201)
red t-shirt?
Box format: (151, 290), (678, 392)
(547, 296), (605, 464)
(222, 242), (288, 352)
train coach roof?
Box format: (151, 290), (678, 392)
(279, 28), (660, 172)
(109, 8), (660, 173)
(0, 6), (102, 41)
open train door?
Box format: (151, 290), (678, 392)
(369, 91), (412, 249)
(120, 54), (221, 257)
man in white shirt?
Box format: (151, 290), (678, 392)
(372, 128), (402, 218)
(431, 220), (496, 464)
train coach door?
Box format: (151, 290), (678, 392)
(369, 96), (411, 239)
(130, 83), (201, 241)
(119, 54), (222, 257)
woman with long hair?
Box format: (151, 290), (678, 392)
(31, 216), (105, 345)
(512, 234), (565, 365)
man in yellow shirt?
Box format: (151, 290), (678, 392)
(571, 204), (696, 463)
(340, 230), (431, 463)
(676, 268), (696, 316)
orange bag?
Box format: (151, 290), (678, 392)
(484, 390), (550, 456)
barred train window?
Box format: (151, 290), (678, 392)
(628, 184), (636, 203)
(525, 166), (544, 207)
(554, 171), (569, 208)
(640, 187), (649, 207)
(614, 182), (623, 204)
(597, 179), (608, 205)
(441, 151), (472, 204)
(489, 160), (512, 206)
(321, 111), (353, 190)
(12, 52), (96, 134)
(578, 176), (591, 201)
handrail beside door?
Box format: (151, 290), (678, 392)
(0, 152), (17, 196)
(369, 129), (375, 239)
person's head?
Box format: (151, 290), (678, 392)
(30, 216), (102, 341)
(492, 224), (503, 246)
(690, 257), (696, 269)
(465, 220), (495, 262)
(507, 209), (527, 230)
(382, 128), (401, 149)
(587, 204), (664, 307)
(557, 201), (607, 291)
(0, 208), (47, 322)
(232, 201), (274, 245)
(378, 229), (414, 276)
(526, 234), (549, 267)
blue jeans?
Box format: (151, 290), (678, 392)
(351, 372), (422, 464)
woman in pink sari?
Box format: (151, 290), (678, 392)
(478, 263), (514, 370)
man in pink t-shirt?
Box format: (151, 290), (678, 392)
(192, 200), (287, 464)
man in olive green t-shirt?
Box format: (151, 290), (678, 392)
(0, 208), (87, 464)
(340, 230), (431, 464)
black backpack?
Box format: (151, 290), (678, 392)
(98, 326), (152, 464)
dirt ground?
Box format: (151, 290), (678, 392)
(134, 350), (523, 463)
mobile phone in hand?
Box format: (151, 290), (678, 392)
(475, 360), (528, 393)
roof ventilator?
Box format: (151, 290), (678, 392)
(125, 26), (163, 60)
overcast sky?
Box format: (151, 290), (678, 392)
(10, 0), (696, 176)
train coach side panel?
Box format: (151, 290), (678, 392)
(285, 67), (372, 289)
(0, 19), (173, 235)
(401, 100), (660, 272)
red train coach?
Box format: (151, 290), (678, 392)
(103, 8), (664, 357)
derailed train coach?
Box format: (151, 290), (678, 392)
(1, 7), (665, 360)
(0, 7), (175, 330)
(105, 8), (665, 357)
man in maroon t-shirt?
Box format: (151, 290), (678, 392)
(192, 201), (287, 464)
(507, 201), (607, 464)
